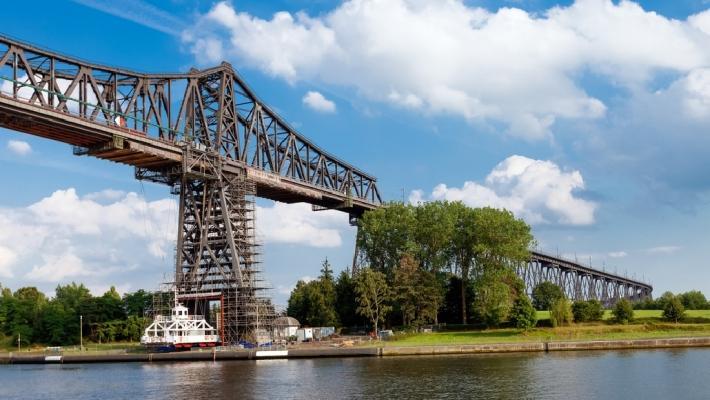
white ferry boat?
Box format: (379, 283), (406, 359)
(141, 304), (221, 351)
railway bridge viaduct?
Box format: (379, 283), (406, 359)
(0, 35), (650, 342)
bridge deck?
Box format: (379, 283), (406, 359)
(530, 251), (651, 289)
(0, 94), (376, 214)
(0, 34), (380, 215)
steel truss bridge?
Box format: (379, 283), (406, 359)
(519, 251), (652, 304)
(0, 35), (651, 342)
(0, 35), (380, 344)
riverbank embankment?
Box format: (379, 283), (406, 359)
(3, 336), (710, 364)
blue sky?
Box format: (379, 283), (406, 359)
(1, 0), (710, 305)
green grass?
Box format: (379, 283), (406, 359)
(384, 323), (710, 347)
(381, 310), (710, 347)
(0, 339), (143, 354)
(536, 309), (710, 322)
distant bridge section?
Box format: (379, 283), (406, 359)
(518, 251), (653, 305)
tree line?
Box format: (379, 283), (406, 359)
(288, 201), (710, 332)
(0, 283), (152, 347)
(288, 201), (539, 331)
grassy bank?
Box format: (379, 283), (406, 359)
(382, 310), (710, 347)
(535, 309), (710, 322)
(384, 324), (710, 346)
(0, 337), (142, 354)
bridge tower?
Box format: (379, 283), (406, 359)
(135, 69), (275, 345)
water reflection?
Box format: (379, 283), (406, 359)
(1, 348), (709, 399)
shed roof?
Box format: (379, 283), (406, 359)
(274, 316), (300, 327)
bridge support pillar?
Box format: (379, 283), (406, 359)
(141, 145), (274, 345)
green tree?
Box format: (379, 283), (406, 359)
(55, 282), (91, 311)
(9, 287), (47, 342)
(550, 298), (573, 327)
(663, 296), (685, 323)
(357, 202), (416, 280)
(286, 261), (339, 327)
(122, 289), (153, 317)
(354, 268), (392, 334)
(0, 285), (12, 333)
(532, 282), (565, 311)
(572, 300), (604, 323)
(40, 302), (69, 345)
(315, 259), (338, 327)
(466, 206), (533, 324)
(101, 286), (126, 321)
(612, 299), (634, 324)
(393, 254), (443, 327)
(473, 270), (513, 327)
(123, 315), (148, 341)
(448, 202), (477, 324)
(357, 202), (533, 327)
(53, 282), (92, 345)
(286, 280), (337, 327)
(470, 207), (534, 270)
(679, 290), (708, 310)
(655, 291), (675, 311)
(320, 258), (334, 281)
(440, 276), (475, 324)
(509, 295), (537, 330)
(334, 271), (362, 327)
(413, 201), (455, 272)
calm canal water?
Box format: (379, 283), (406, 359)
(0, 348), (708, 399)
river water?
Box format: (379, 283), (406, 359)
(0, 348), (708, 399)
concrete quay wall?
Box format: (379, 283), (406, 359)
(2, 337), (710, 364)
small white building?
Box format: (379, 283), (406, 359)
(296, 327), (313, 342)
(273, 316), (300, 341)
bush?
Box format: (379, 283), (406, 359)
(549, 298), (573, 327)
(612, 299), (634, 324)
(663, 297), (685, 323)
(532, 282), (565, 311)
(655, 291), (675, 311)
(572, 300), (604, 322)
(509, 296), (537, 330)
(679, 291), (708, 310)
(633, 298), (656, 310)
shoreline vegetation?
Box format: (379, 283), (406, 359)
(2, 335), (710, 364)
(3, 203), (710, 354)
(3, 310), (710, 354)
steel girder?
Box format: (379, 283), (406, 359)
(518, 252), (653, 306)
(0, 35), (381, 207)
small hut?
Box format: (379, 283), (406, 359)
(273, 316), (300, 342)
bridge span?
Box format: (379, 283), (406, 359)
(519, 251), (653, 304)
(0, 34), (651, 341)
(0, 34), (381, 344)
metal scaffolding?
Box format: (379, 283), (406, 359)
(142, 144), (275, 345)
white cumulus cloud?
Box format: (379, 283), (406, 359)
(256, 202), (349, 247)
(183, 0), (710, 140)
(302, 91), (337, 113)
(0, 189), (351, 293)
(7, 140), (31, 156)
(0, 188), (178, 290)
(411, 155), (597, 225)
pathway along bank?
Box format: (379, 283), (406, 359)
(3, 337), (710, 364)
